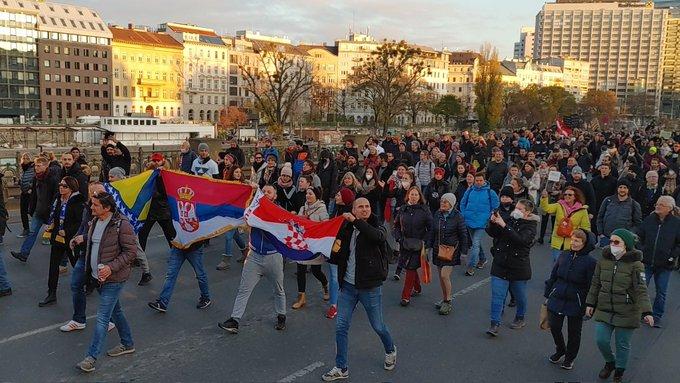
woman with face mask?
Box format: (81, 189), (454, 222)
(585, 229), (654, 383)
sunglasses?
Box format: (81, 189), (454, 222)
(59, 183), (68, 187)
(610, 239), (622, 246)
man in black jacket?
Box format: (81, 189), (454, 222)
(567, 166), (596, 219)
(61, 152), (89, 197)
(634, 196), (680, 328)
(100, 135), (131, 180)
(486, 148), (508, 193)
(590, 163), (618, 234)
(322, 198), (396, 381)
(12, 157), (60, 262)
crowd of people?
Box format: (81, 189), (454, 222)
(0, 127), (679, 382)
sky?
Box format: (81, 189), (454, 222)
(70, 0), (544, 58)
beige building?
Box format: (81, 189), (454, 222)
(534, 1), (668, 113)
(658, 3), (680, 117)
(447, 51), (480, 119)
(513, 26), (535, 60)
(501, 58), (590, 100)
(110, 25), (183, 120)
(222, 36), (258, 111)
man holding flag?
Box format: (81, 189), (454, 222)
(219, 185), (287, 333)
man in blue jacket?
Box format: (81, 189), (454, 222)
(460, 173), (500, 276)
(219, 185), (286, 334)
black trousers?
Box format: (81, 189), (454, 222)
(47, 245), (73, 292)
(20, 192), (31, 231)
(296, 263), (328, 293)
(540, 214), (556, 239)
(138, 219), (176, 251)
(548, 310), (584, 361)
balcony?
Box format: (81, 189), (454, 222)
(136, 78), (165, 86)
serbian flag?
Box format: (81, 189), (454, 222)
(245, 191), (345, 263)
(161, 169), (254, 249)
(105, 169), (159, 233)
(556, 118), (572, 137)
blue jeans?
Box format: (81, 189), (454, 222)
(467, 228), (487, 268)
(595, 322), (634, 370)
(335, 283), (394, 370)
(19, 216), (46, 258)
(327, 199), (336, 218)
(551, 249), (562, 263)
(328, 264), (339, 306)
(490, 276), (528, 325)
(87, 282), (133, 359)
(71, 259), (87, 323)
(224, 228), (246, 257)
(644, 265), (671, 320)
(159, 247), (210, 307)
(0, 249), (11, 290)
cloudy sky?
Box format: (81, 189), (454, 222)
(71, 0), (543, 58)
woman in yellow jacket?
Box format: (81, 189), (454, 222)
(540, 186), (591, 262)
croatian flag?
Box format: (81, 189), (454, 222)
(161, 169), (254, 249)
(245, 191), (345, 263)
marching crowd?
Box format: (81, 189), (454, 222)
(0, 126), (679, 382)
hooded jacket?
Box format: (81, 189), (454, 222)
(486, 213), (539, 281)
(596, 195), (642, 237)
(545, 234), (597, 317)
(394, 203), (433, 270)
(460, 181), (500, 229)
(62, 162), (89, 197)
(586, 247), (652, 328)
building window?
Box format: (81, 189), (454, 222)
(45, 88), (51, 95)
(43, 60), (50, 67)
(44, 74), (50, 81)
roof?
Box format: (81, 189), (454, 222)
(34, 1), (111, 38)
(297, 44), (339, 56)
(0, 0), (40, 14)
(449, 51), (481, 65)
(251, 39), (309, 56)
(110, 26), (183, 49)
(165, 23), (219, 37)
(500, 61), (517, 76)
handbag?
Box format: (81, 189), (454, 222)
(539, 303), (550, 330)
(437, 219), (456, 262)
(419, 247), (431, 284)
(556, 207), (574, 238)
(399, 213), (424, 252)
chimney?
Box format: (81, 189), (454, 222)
(128, 23), (133, 30)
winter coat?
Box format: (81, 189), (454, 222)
(147, 174), (172, 221)
(636, 184), (663, 217)
(545, 234), (597, 317)
(596, 195), (642, 237)
(331, 214), (387, 289)
(523, 172), (541, 203)
(426, 179), (450, 213)
(454, 181), (472, 209)
(540, 197), (591, 251)
(29, 168), (60, 221)
(394, 203), (433, 270)
(460, 181), (500, 229)
(62, 163), (89, 197)
(317, 159), (338, 205)
(414, 160), (435, 188)
(586, 248), (653, 328)
(486, 213), (539, 281)
(225, 146), (246, 167)
(100, 142), (132, 179)
(635, 213), (680, 270)
(19, 162), (35, 193)
(591, 175), (618, 212)
(485, 160), (508, 192)
(428, 209), (468, 267)
(84, 212), (137, 284)
(49, 192), (86, 247)
(179, 150), (198, 174)
(299, 200), (329, 222)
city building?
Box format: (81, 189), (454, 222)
(447, 51), (480, 119)
(0, 0), (39, 120)
(159, 22), (230, 122)
(36, 1), (112, 122)
(110, 25), (183, 121)
(222, 35), (257, 111)
(299, 43), (340, 121)
(335, 32), (381, 124)
(513, 26), (535, 60)
(657, 1), (680, 117)
(534, 0), (668, 114)
(501, 58), (590, 100)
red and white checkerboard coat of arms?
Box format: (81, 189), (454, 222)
(177, 186), (199, 233)
(283, 220), (309, 251)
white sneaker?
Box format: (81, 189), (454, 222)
(108, 322), (116, 332)
(321, 366), (349, 381)
(384, 345), (397, 370)
(59, 320), (86, 332)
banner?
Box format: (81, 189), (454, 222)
(245, 190), (345, 263)
(161, 169), (254, 249)
(105, 169), (159, 233)
(556, 118), (572, 137)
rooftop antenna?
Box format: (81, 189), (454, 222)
(352, 10), (355, 35)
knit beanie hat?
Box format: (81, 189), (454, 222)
(280, 162), (293, 177)
(611, 228), (636, 251)
(500, 186), (514, 199)
(108, 167), (126, 180)
(571, 166), (583, 176)
(617, 178), (631, 189)
(198, 143), (209, 152)
(440, 193), (456, 209)
(338, 187), (355, 206)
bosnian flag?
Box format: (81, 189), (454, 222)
(556, 118), (572, 137)
(161, 169), (254, 249)
(245, 191), (345, 263)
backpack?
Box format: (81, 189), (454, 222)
(556, 206), (575, 238)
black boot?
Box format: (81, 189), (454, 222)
(38, 291), (57, 307)
(613, 368), (625, 383)
(598, 362), (615, 379)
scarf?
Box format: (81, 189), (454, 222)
(362, 178), (376, 193)
(199, 156), (212, 165)
(301, 201), (324, 220)
(277, 175), (293, 189)
(44, 192), (79, 244)
(262, 165), (275, 184)
(558, 200), (583, 216)
(663, 172), (677, 196)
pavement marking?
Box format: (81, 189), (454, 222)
(452, 277), (491, 298)
(0, 314), (97, 346)
(278, 361), (326, 383)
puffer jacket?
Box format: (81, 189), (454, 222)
(84, 212), (137, 284)
(596, 195), (642, 237)
(19, 162), (35, 193)
(394, 203), (433, 270)
(540, 197), (591, 251)
(585, 247), (653, 328)
(545, 233), (597, 317)
(428, 208), (468, 267)
(460, 181), (500, 229)
(635, 212), (680, 270)
(486, 213), (539, 281)
(414, 160), (434, 188)
(299, 200), (329, 222)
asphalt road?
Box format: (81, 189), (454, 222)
(0, 221), (677, 383)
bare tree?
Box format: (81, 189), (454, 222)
(349, 40), (428, 135)
(403, 82), (437, 125)
(238, 43), (314, 137)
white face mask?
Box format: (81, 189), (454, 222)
(510, 210), (524, 220)
(365, 174), (373, 181)
(401, 181), (411, 189)
(610, 245), (625, 256)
